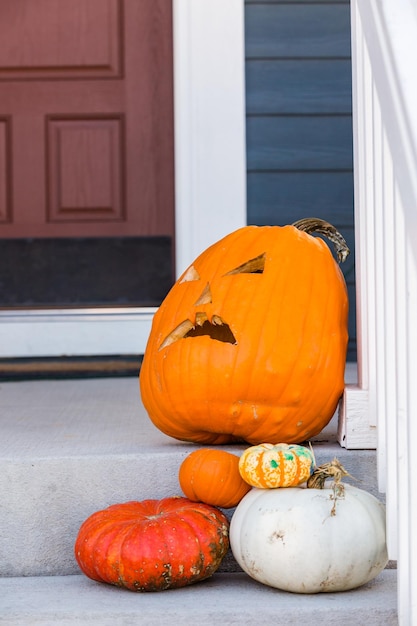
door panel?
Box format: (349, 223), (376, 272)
(0, 0), (174, 299)
(0, 0), (121, 80)
(47, 116), (125, 224)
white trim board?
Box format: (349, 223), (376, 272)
(0, 0), (247, 358)
(0, 308), (157, 358)
(173, 0), (247, 275)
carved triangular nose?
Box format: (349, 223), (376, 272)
(194, 282), (212, 305)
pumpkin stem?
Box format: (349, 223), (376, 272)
(306, 457), (351, 490)
(307, 458), (353, 516)
(292, 218), (350, 264)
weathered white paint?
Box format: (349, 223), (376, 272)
(337, 387), (376, 449)
(346, 0), (417, 620)
(0, 0), (246, 357)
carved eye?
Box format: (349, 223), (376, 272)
(179, 265), (200, 283)
(225, 253), (266, 275)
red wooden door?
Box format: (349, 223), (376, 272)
(0, 0), (174, 306)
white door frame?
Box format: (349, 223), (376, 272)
(0, 0), (247, 358)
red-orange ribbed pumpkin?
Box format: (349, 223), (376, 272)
(139, 219), (349, 445)
(74, 497), (229, 592)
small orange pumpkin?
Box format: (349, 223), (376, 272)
(238, 443), (315, 488)
(140, 218), (349, 444)
(179, 448), (251, 508)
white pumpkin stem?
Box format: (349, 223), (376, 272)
(292, 217), (350, 264)
(307, 458), (354, 516)
(306, 457), (351, 489)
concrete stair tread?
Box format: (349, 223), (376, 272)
(0, 571), (397, 626)
(0, 371), (382, 579)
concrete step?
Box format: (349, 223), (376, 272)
(0, 365), (383, 579)
(0, 571), (397, 626)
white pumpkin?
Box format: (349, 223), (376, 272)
(229, 482), (388, 593)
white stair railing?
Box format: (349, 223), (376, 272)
(343, 0), (417, 621)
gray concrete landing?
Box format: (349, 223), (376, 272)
(0, 571), (397, 626)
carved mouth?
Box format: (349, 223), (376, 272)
(159, 313), (237, 350)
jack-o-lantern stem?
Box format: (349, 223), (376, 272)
(292, 218), (350, 264)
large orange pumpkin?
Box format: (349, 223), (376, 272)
(139, 219), (349, 444)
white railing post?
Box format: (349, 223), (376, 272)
(346, 0), (417, 621)
(337, 0), (376, 451)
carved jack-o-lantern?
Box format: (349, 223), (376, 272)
(139, 219), (349, 444)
